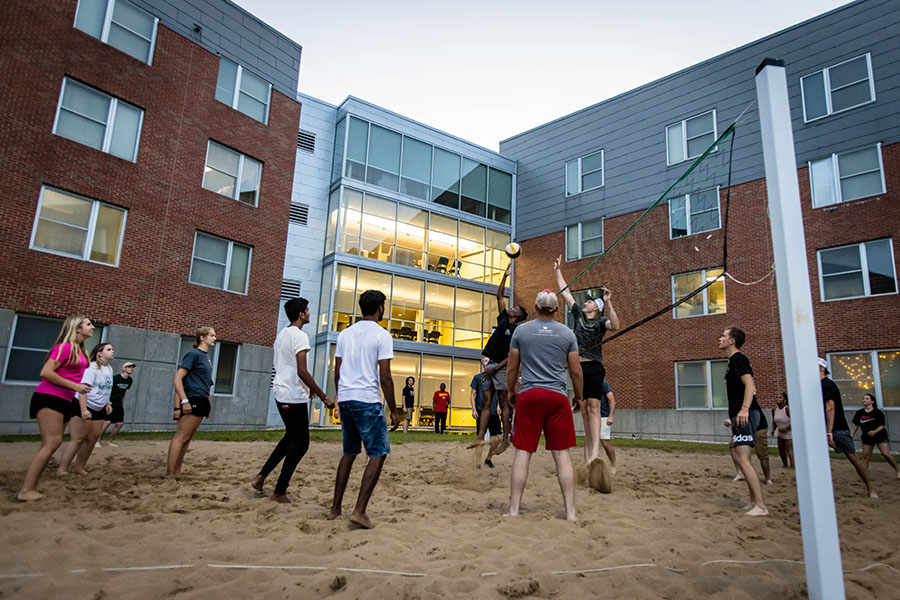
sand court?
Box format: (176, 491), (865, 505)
(1, 439), (898, 599)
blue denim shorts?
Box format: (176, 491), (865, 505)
(340, 401), (390, 458)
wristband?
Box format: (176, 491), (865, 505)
(826, 432), (833, 436)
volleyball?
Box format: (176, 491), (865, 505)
(505, 242), (522, 259)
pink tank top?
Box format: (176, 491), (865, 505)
(773, 406), (791, 439)
(34, 344), (88, 401)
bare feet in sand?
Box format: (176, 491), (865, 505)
(16, 490), (44, 502)
(745, 505), (769, 516)
(270, 494), (291, 504)
(765, 479), (774, 485)
(250, 474), (265, 492)
(326, 509), (341, 521)
(466, 439), (486, 449)
(495, 439), (510, 455)
(732, 474), (745, 482)
(348, 511), (375, 529)
(73, 467), (89, 475)
(869, 491), (879, 499)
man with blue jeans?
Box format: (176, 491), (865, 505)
(327, 290), (401, 529)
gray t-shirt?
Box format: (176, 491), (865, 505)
(510, 319), (578, 396)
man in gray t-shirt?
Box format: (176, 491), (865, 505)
(505, 290), (583, 521)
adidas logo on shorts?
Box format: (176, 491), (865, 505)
(733, 434), (754, 443)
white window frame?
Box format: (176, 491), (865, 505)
(809, 143), (886, 208)
(217, 58), (272, 125)
(816, 238), (897, 302)
(29, 186), (128, 267)
(3, 314), (107, 385)
(202, 140), (262, 206)
(177, 337), (241, 397)
(52, 78), (144, 162)
(800, 53), (876, 123)
(565, 217), (604, 261)
(668, 187), (722, 239)
(675, 359), (728, 409)
(565, 150), (604, 197)
(666, 109), (717, 166)
(188, 232), (252, 295)
(73, 0), (159, 65)
(671, 268), (726, 319)
(824, 349), (900, 410)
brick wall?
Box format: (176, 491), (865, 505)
(0, 0), (301, 347)
(514, 143), (900, 410)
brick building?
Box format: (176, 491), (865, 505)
(0, 0), (302, 433)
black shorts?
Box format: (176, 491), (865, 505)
(180, 396), (211, 418)
(88, 407), (109, 421)
(107, 404), (125, 423)
(478, 413), (502, 437)
(581, 360), (606, 400)
(29, 392), (78, 423)
(861, 431), (888, 446)
(731, 410), (761, 447)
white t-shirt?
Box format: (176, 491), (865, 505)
(272, 325), (312, 404)
(80, 362), (114, 410)
(335, 320), (393, 404)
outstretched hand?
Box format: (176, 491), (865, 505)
(553, 255), (562, 272)
(601, 285), (612, 302)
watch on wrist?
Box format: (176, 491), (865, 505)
(180, 398), (190, 405)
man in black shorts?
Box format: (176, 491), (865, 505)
(471, 357), (502, 468)
(100, 362), (135, 446)
(819, 358), (877, 498)
(719, 326), (767, 516)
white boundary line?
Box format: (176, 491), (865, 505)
(337, 568), (426, 578)
(208, 564), (326, 571)
(103, 565), (194, 572)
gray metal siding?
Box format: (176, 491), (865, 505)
(132, 0), (301, 98)
(501, 0), (900, 241)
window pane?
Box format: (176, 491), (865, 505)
(710, 361), (728, 408)
(802, 71), (828, 120)
(238, 157), (262, 205)
(678, 385), (707, 408)
(691, 210), (719, 234)
(566, 160), (578, 195)
(215, 58), (238, 105)
(830, 352), (874, 407)
(427, 214), (458, 274)
(707, 269), (726, 313)
(108, 101), (142, 161)
(677, 362), (706, 386)
(332, 264), (357, 331)
(391, 352), (421, 417)
(823, 272), (865, 300)
(239, 69), (269, 101)
(395, 205), (426, 268)
(685, 112), (713, 138)
(669, 197), (687, 238)
(62, 79), (110, 122)
(686, 132), (714, 158)
(366, 124), (401, 190)
(566, 225), (579, 261)
(461, 159), (487, 217)
(878, 351), (900, 408)
(33, 189), (92, 257)
(455, 288), (483, 333)
(39, 188), (92, 228)
(111, 0), (155, 37)
(227, 244), (250, 293)
(487, 168), (512, 224)
(317, 264), (333, 334)
(581, 152), (603, 173)
(237, 92), (267, 122)
(432, 148), (460, 208)
(582, 237), (604, 257)
(400, 137), (432, 200)
(359, 195), (396, 260)
(338, 189), (363, 255)
(865, 240), (897, 295)
(424, 283), (453, 346)
(331, 117), (346, 184)
(390, 276), (424, 342)
(421, 355), (452, 415)
(191, 258), (226, 288)
(691, 189), (718, 213)
(194, 233), (228, 264)
(107, 22), (152, 63)
(810, 157), (837, 207)
(203, 169), (237, 198)
(206, 142), (240, 175)
(582, 170), (603, 190)
(831, 82), (872, 113)
(458, 222), (485, 281)
(345, 117), (368, 180)
(582, 218), (603, 240)
(673, 272), (703, 317)
(838, 147), (878, 178)
(841, 172), (883, 202)
(89, 204), (125, 264)
(74, 0), (107, 38)
(666, 123), (684, 164)
(450, 358), (481, 427)
(214, 343), (238, 394)
(57, 111), (105, 150)
(355, 268), (392, 327)
(820, 245), (861, 275)
(828, 56), (868, 89)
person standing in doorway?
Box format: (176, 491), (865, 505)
(165, 327), (216, 481)
(252, 298), (332, 503)
(433, 383), (450, 434)
(327, 290), (401, 529)
(402, 377), (415, 433)
(99, 362), (135, 447)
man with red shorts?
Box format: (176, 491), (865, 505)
(506, 290), (584, 521)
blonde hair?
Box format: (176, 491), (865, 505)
(193, 326), (214, 348)
(51, 315), (90, 366)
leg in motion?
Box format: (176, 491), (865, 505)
(732, 445), (767, 516)
(18, 410), (65, 501)
(349, 455), (387, 529)
(327, 454), (356, 520)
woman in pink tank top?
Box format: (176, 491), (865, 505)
(17, 315), (94, 501)
(770, 392), (793, 470)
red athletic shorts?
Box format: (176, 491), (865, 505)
(512, 387), (576, 453)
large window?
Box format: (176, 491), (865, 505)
(400, 136), (432, 200)
(669, 188), (720, 238)
(566, 150), (604, 196)
(826, 350), (899, 408)
(427, 214), (458, 275)
(74, 0), (158, 64)
(675, 360), (728, 409)
(31, 186), (127, 266)
(809, 144), (885, 208)
(432, 147), (461, 209)
(177, 337), (240, 396)
(487, 168), (512, 224)
(3, 315), (105, 384)
(54, 78), (143, 162)
(666, 110), (716, 165)
(215, 57), (272, 124)
(366, 124), (401, 190)
(817, 239), (896, 301)
(672, 268), (725, 318)
(801, 54), (875, 122)
(202, 141), (262, 206)
(189, 232), (252, 294)
(565, 218), (604, 261)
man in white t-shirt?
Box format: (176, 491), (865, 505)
(251, 298), (331, 503)
(327, 290), (401, 529)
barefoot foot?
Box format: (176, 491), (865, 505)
(73, 467), (89, 475)
(745, 505), (769, 516)
(270, 494), (291, 504)
(732, 474), (745, 482)
(868, 491), (879, 499)
(348, 511), (375, 529)
(466, 439), (486, 450)
(250, 474), (265, 492)
(16, 490), (44, 502)
(326, 509), (341, 521)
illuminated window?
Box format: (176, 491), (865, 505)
(395, 205), (427, 269)
(424, 282), (454, 345)
(420, 355), (452, 426)
(337, 189), (363, 256)
(427, 214), (458, 275)
(359, 194), (396, 262)
(324, 189), (340, 256)
(454, 288), (484, 349)
(392, 352), (422, 425)
(458, 222), (487, 281)
(826, 350), (900, 408)
(672, 268), (725, 318)
(486, 229), (511, 285)
(450, 357), (482, 428)
(390, 276), (424, 343)
(675, 360), (728, 409)
(355, 268), (392, 329)
(331, 264), (357, 332)
(317, 264), (333, 334)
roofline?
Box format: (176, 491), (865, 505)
(221, 0), (302, 53)
(499, 0), (859, 145)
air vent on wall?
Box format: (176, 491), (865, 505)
(281, 279), (302, 300)
(289, 203), (309, 226)
(297, 130), (316, 153)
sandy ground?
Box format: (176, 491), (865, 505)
(0, 438), (898, 599)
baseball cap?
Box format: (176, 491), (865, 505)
(592, 297), (605, 313)
(123, 362), (136, 368)
(536, 289), (558, 311)
(816, 357), (829, 373)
